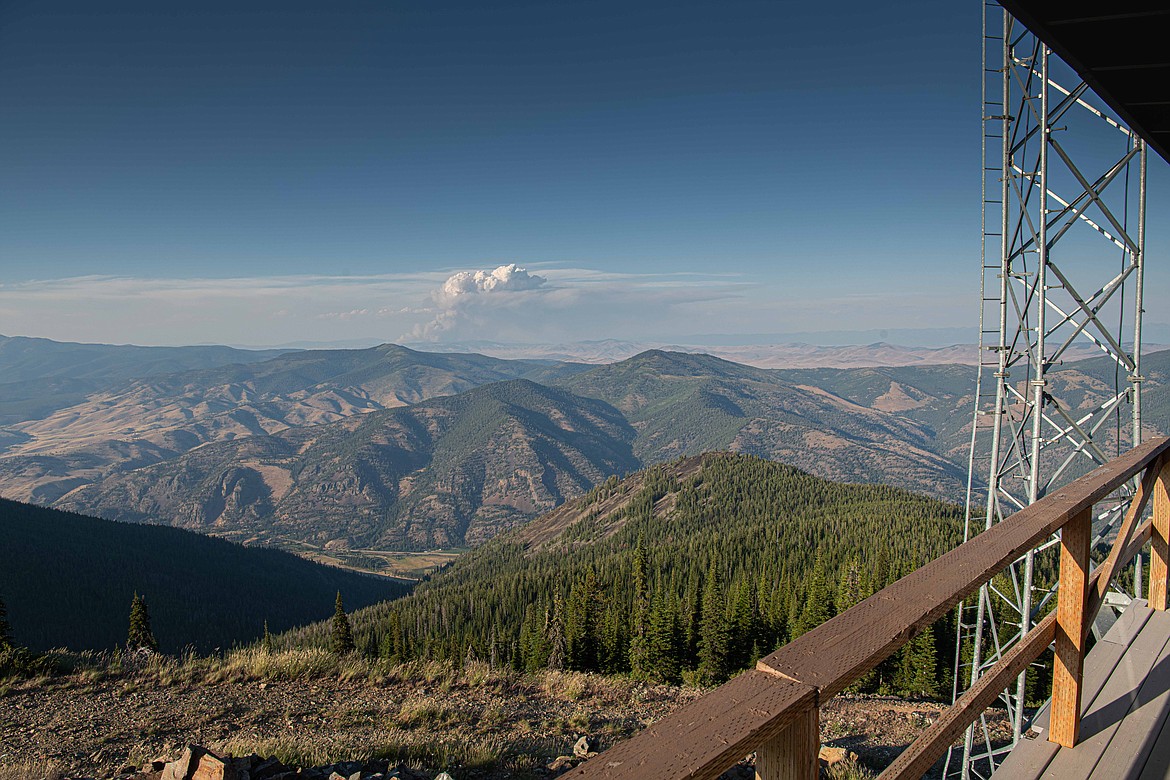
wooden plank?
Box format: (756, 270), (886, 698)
(880, 591), (1155, 778)
(574, 441), (1169, 780)
(1102, 600), (1154, 648)
(1086, 461), (1162, 631)
(1039, 607), (1170, 778)
(997, 702), (1059, 779)
(570, 671), (816, 780)
(755, 705), (818, 780)
(807, 524), (1159, 779)
(1094, 610), (1170, 779)
(758, 437), (1170, 699)
(1052, 508), (1093, 748)
(1137, 693), (1170, 779)
(1152, 461), (1170, 611)
(878, 612), (1056, 780)
(993, 605), (1153, 778)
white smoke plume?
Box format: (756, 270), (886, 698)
(411, 263), (548, 340)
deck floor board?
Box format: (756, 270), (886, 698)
(990, 603), (1153, 777)
(1096, 610), (1170, 778)
(991, 603), (1170, 779)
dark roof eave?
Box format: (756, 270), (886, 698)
(997, 0), (1170, 165)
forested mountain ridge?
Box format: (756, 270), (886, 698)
(0, 334), (291, 428)
(57, 380), (640, 550)
(0, 344), (581, 505)
(279, 453), (964, 694)
(34, 349), (972, 553)
(0, 343), (575, 479)
(554, 350), (967, 498)
(0, 334), (291, 386)
(2, 339), (1164, 562)
(0, 497), (409, 653)
(775, 348), (1170, 466)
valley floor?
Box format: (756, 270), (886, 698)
(0, 657), (1011, 779)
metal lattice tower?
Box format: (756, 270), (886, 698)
(945, 3), (1148, 778)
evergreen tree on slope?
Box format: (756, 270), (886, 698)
(331, 591), (356, 655)
(127, 593), (158, 652)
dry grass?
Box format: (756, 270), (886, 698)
(212, 730), (508, 772)
(0, 761), (66, 780)
(392, 696), (460, 729)
(824, 760), (877, 780)
(44, 646), (610, 699)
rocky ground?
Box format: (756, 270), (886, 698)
(0, 661), (1011, 780)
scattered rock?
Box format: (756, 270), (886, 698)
(572, 735), (599, 758)
(818, 745), (859, 767)
(547, 756), (577, 773)
(160, 746), (239, 780)
(191, 751), (238, 780)
(161, 747), (199, 780)
(252, 758), (288, 780)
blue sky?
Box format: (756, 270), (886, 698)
(0, 0), (1165, 347)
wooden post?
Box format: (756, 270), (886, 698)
(1050, 507), (1091, 748)
(1151, 459), (1170, 611)
(755, 704), (818, 780)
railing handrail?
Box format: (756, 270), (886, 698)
(572, 435), (1170, 780)
(755, 436), (1169, 696)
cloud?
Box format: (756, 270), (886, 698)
(439, 264), (547, 300)
(0, 264), (979, 348)
(410, 264), (548, 340)
(316, 308), (370, 320)
(0, 272), (445, 346)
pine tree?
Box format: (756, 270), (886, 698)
(381, 611), (406, 664)
(729, 578), (758, 671)
(547, 594), (567, 670)
(330, 591), (355, 655)
(262, 620), (274, 654)
(379, 629), (394, 660)
(836, 557), (863, 614)
(646, 591), (682, 683)
(793, 551), (833, 638)
(628, 539), (652, 678)
(518, 603), (547, 671)
(127, 592), (158, 652)
(598, 603), (628, 674)
(697, 563), (730, 685)
(896, 625), (940, 699)
(764, 576), (790, 651)
(0, 596), (13, 649)
(488, 624), (500, 668)
(566, 572), (600, 671)
(682, 572), (703, 669)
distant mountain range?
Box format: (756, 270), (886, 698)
(408, 338), (1135, 369)
(0, 334), (1165, 556)
(0, 497), (409, 652)
(0, 334), (291, 426)
(56, 380), (638, 551)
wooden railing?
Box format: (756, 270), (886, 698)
(572, 436), (1170, 780)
